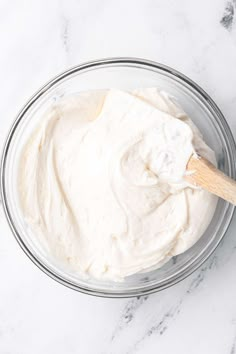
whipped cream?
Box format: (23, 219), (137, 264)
(18, 88), (217, 280)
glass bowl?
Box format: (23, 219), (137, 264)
(1, 58), (235, 298)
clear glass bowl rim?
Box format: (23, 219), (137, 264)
(1, 57), (235, 298)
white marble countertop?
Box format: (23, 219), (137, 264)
(1, 0), (236, 353)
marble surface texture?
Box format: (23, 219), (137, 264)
(1, 0), (236, 353)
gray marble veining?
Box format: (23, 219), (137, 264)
(220, 0), (236, 30)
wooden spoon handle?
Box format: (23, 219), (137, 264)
(186, 155), (236, 205)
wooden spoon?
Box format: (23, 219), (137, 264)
(185, 154), (236, 205)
